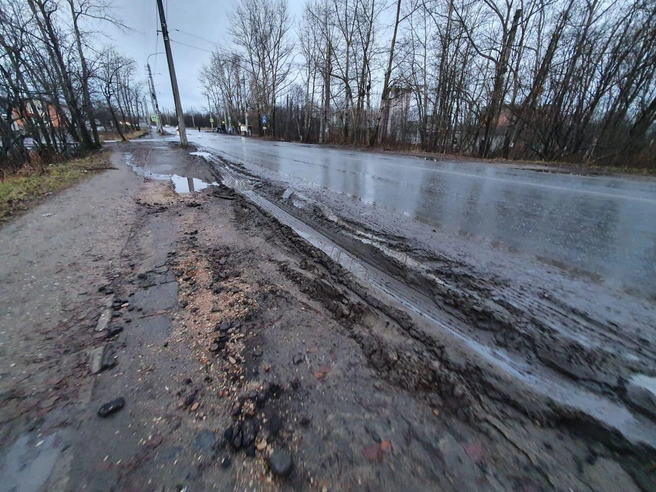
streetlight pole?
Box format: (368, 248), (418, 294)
(156, 0), (187, 147)
(147, 52), (164, 134)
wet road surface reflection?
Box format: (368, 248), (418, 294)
(190, 133), (656, 297)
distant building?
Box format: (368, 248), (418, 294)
(12, 99), (67, 130)
(386, 86), (412, 142)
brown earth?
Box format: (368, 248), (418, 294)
(0, 138), (652, 491)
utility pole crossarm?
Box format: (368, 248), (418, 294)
(156, 0), (187, 147)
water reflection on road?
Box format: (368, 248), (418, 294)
(189, 133), (656, 297)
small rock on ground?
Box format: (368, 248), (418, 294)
(97, 397), (125, 417)
(267, 449), (293, 477)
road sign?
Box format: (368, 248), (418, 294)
(150, 114), (158, 122)
(209, 118), (214, 123)
(262, 115), (267, 124)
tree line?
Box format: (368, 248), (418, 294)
(0, 0), (144, 174)
(200, 0), (656, 167)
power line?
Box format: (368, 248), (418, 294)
(170, 39), (214, 54)
(173, 28), (220, 48)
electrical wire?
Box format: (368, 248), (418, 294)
(173, 28), (220, 48)
(170, 39), (214, 54)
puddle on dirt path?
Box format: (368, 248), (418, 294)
(0, 433), (62, 492)
(170, 175), (215, 194)
(123, 152), (217, 194)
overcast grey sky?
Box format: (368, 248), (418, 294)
(102, 0), (304, 113)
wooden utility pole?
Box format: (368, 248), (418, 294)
(156, 0), (187, 146)
(147, 62), (164, 133)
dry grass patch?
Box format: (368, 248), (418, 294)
(0, 151), (112, 223)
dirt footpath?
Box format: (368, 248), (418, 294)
(0, 139), (652, 491)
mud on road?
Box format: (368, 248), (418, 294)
(0, 139), (654, 491)
(196, 145), (656, 488)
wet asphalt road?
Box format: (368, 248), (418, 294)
(188, 132), (656, 297)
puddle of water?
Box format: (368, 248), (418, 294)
(0, 433), (61, 492)
(123, 152), (217, 194)
(170, 175), (215, 194)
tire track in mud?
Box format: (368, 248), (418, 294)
(195, 150), (656, 455)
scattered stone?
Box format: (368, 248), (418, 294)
(290, 378), (301, 390)
(209, 343), (220, 352)
(231, 402), (242, 417)
(299, 415), (312, 427)
(256, 440), (267, 451)
(267, 450), (293, 477)
(292, 354), (304, 365)
(95, 307), (112, 333)
(124, 317), (132, 324)
(106, 325), (123, 338)
(97, 397), (125, 417)
(253, 348), (263, 358)
(180, 300), (188, 308)
(190, 402), (200, 412)
(88, 344), (118, 374)
(226, 420), (259, 451)
(183, 391), (197, 409)
(216, 321), (232, 332)
(228, 356), (237, 365)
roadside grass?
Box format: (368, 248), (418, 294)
(0, 151), (112, 223)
